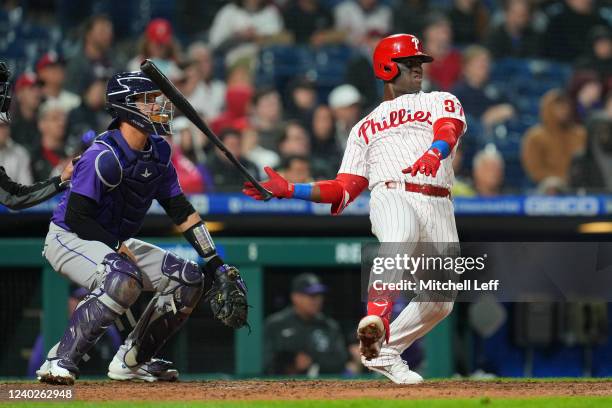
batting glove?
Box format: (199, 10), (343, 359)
(402, 148), (442, 178)
(243, 166), (293, 200)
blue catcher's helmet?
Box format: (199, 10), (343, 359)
(0, 61), (12, 124)
(105, 71), (173, 136)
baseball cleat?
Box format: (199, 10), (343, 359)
(108, 355), (179, 382)
(36, 359), (76, 385)
(366, 358), (424, 385)
(357, 315), (386, 360)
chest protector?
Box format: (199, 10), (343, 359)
(94, 130), (171, 241)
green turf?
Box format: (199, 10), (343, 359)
(2, 398), (612, 408)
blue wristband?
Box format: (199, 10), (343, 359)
(293, 183), (313, 200)
(430, 140), (451, 159)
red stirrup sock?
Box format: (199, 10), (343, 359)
(367, 300), (392, 343)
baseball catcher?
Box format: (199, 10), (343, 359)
(0, 61), (73, 209)
(37, 71), (247, 385)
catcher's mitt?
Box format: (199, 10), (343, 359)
(206, 264), (248, 329)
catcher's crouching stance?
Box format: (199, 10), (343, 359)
(37, 71), (247, 385)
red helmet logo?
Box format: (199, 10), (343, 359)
(372, 34), (433, 81)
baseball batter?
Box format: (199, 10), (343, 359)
(37, 71), (248, 385)
(243, 34), (466, 384)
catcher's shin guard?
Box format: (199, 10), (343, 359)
(123, 253), (203, 367)
(53, 253), (143, 374)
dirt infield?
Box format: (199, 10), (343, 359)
(4, 380), (612, 401)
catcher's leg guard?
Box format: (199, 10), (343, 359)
(122, 253), (203, 367)
(49, 253), (143, 375)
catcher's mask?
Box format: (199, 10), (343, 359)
(106, 71), (174, 136)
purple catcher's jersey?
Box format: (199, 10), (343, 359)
(52, 130), (182, 241)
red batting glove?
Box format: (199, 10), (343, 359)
(402, 148), (442, 178)
(242, 166), (294, 200)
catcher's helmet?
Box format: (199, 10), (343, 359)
(373, 34), (433, 82)
(105, 71), (173, 136)
(0, 62), (12, 124)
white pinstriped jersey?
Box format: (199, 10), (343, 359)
(338, 91), (467, 189)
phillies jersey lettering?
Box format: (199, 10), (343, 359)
(339, 91), (466, 189)
(359, 109), (432, 143)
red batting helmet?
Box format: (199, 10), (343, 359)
(373, 34), (433, 81)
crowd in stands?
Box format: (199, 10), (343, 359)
(0, 0), (610, 196)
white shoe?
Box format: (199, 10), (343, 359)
(36, 359), (76, 385)
(367, 358), (424, 385)
(107, 354), (179, 382)
(357, 315), (386, 360)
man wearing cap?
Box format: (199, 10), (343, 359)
(10, 73), (42, 148)
(264, 273), (348, 376)
(127, 18), (180, 76)
(328, 84), (362, 148)
(65, 15), (115, 95)
(36, 52), (81, 112)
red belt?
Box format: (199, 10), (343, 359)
(384, 181), (451, 198)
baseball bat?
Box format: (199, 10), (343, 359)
(140, 59), (273, 201)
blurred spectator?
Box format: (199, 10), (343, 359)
(211, 84), (253, 135)
(66, 73), (110, 152)
(285, 77), (318, 125)
(569, 96), (612, 191)
(568, 71), (604, 122)
(65, 14), (115, 94)
(226, 62), (254, 88)
(31, 101), (68, 181)
(521, 89), (587, 183)
(541, 0), (607, 62)
(206, 128), (259, 191)
(310, 105), (343, 177)
(127, 18), (181, 75)
(36, 52), (80, 112)
(278, 121), (311, 158)
(392, 0), (432, 37)
(575, 26), (612, 81)
(328, 84), (361, 147)
(0, 121), (33, 185)
(334, 0), (392, 46)
(250, 87), (284, 151)
(451, 143), (476, 197)
(485, 0), (540, 59)
(264, 273), (348, 376)
(606, 92), (612, 117)
(165, 136), (207, 195)
(9, 73), (41, 150)
(209, 0), (285, 56)
(422, 13), (462, 91)
(172, 116), (207, 164)
(452, 46), (515, 129)
(177, 60), (204, 109)
(279, 120), (337, 178)
(472, 145), (505, 196)
(243, 127), (280, 169)
(186, 42), (226, 120)
(447, 0), (489, 45)
(284, 0), (344, 46)
(345, 30), (383, 106)
(536, 176), (569, 195)
(280, 155), (313, 183)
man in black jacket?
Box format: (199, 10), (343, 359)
(0, 61), (73, 210)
